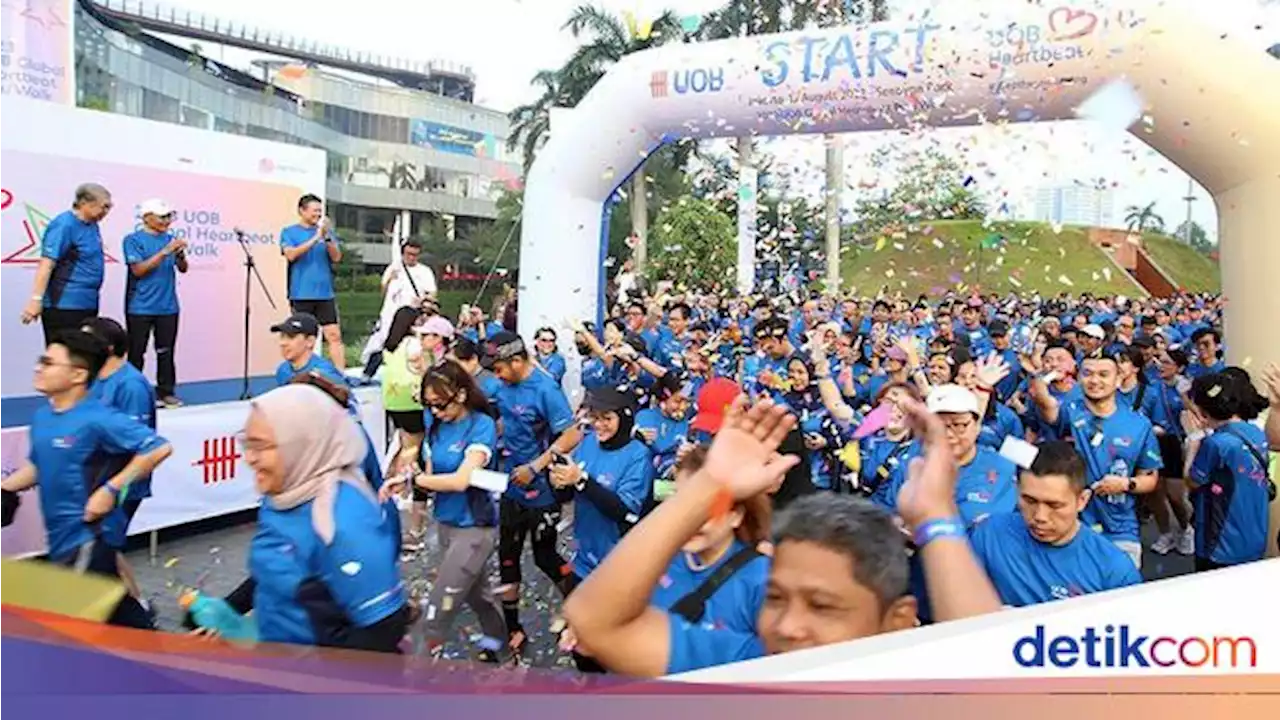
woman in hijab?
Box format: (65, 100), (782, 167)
(243, 384), (409, 651)
(549, 387), (654, 672)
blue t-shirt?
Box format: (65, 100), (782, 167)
(978, 403), (1025, 451)
(1055, 400), (1163, 543)
(634, 407), (691, 480)
(953, 446), (1020, 526)
(1188, 422), (1271, 565)
(427, 411), (500, 529)
(1187, 359), (1225, 379)
(537, 352), (567, 387)
(275, 354), (346, 387)
(666, 617), (764, 675)
(251, 482), (405, 647)
(491, 367), (576, 508)
(861, 435), (917, 507)
(122, 230), (180, 315)
(1140, 380), (1185, 437)
(280, 223), (336, 301)
(571, 435), (653, 578)
(961, 324), (993, 356)
(89, 362), (157, 504)
(41, 210), (104, 311)
(970, 512), (1142, 607)
(28, 399), (166, 559)
(650, 540), (769, 634)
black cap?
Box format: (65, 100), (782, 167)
(583, 387), (634, 413)
(754, 316), (788, 340)
(480, 331), (526, 369)
(988, 320), (1010, 337)
(1133, 335), (1157, 349)
(271, 313), (319, 336)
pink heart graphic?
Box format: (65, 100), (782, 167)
(1048, 7), (1098, 41)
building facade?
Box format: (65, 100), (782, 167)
(1030, 184), (1118, 229)
(74, 0), (521, 267)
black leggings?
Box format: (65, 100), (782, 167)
(497, 498), (570, 591)
(126, 313), (179, 397)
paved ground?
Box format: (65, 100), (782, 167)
(125, 506), (1194, 667)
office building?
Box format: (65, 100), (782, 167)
(1030, 184), (1118, 228)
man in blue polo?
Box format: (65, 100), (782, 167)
(123, 198), (188, 408)
(970, 441), (1141, 606)
(280, 193), (345, 370)
(20, 183), (112, 342)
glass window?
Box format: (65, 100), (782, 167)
(142, 88), (180, 123)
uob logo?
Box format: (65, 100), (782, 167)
(673, 68), (724, 95)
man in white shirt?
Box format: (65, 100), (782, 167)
(361, 239), (438, 375)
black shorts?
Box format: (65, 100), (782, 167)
(290, 299), (339, 327)
(388, 410), (426, 435)
(1157, 433), (1185, 479)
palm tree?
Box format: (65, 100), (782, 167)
(556, 5), (685, 274)
(1124, 202), (1165, 233)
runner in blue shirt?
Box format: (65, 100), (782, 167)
(1, 329), (170, 629)
(1187, 328), (1226, 379)
(970, 441), (1141, 606)
(122, 198), (188, 406)
(272, 312), (345, 387)
(1183, 370), (1274, 571)
(635, 373), (692, 495)
(532, 327), (567, 386)
(243, 385), (408, 651)
(482, 331), (583, 656)
(21, 184), (112, 343)
(386, 360), (507, 661)
(280, 193), (346, 370)
(562, 396), (1005, 677)
(1141, 347), (1194, 556)
(1029, 351), (1163, 568)
(745, 317), (802, 404)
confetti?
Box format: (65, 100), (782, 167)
(164, 557), (180, 568)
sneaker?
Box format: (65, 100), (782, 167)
(160, 395), (184, 408)
(1150, 531), (1177, 555)
(1176, 527), (1195, 555)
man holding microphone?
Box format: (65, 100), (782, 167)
(280, 193), (345, 370)
(123, 199), (188, 408)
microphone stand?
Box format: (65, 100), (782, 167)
(235, 229), (277, 400)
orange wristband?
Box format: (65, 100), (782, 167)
(708, 484), (735, 521)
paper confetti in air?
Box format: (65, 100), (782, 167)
(1075, 79), (1144, 132)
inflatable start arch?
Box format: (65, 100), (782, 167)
(519, 1), (1280, 384)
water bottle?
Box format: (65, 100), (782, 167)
(179, 590), (258, 642)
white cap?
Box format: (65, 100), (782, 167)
(1081, 323), (1106, 340)
(138, 199), (173, 217)
(926, 384), (980, 416)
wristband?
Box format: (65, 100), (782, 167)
(707, 483), (734, 521)
(1186, 430), (1206, 442)
(912, 518), (967, 549)
(975, 384), (994, 394)
(104, 483), (121, 498)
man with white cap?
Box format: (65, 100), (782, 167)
(1079, 323), (1107, 357)
(122, 198), (188, 407)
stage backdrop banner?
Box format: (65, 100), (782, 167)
(0, 96), (327, 400)
(0, 388), (385, 558)
(0, 0), (74, 104)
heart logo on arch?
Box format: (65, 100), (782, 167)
(1, 189), (12, 210)
(1048, 7), (1098, 41)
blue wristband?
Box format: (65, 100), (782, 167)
(913, 518), (967, 549)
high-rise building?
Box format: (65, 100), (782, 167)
(1030, 184), (1118, 228)
(74, 0), (521, 267)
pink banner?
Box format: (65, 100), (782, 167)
(0, 0), (74, 104)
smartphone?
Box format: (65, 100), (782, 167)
(550, 451), (572, 468)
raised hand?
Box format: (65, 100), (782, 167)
(975, 352), (1012, 388)
(1263, 363), (1280, 406)
(895, 398), (960, 530)
(700, 396), (799, 500)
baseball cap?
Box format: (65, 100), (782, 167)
(988, 320), (1010, 337)
(1081, 323), (1106, 340)
(418, 315), (455, 339)
(926, 384), (979, 416)
(138, 198), (174, 217)
(691, 377), (742, 434)
(885, 346), (909, 362)
(271, 312), (319, 337)
(480, 331), (526, 369)
(583, 387), (634, 413)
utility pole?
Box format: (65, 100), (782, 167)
(1181, 177), (1196, 244)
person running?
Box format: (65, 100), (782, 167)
(82, 317), (157, 613)
(1181, 370), (1274, 572)
(563, 395), (1003, 676)
(0, 329), (170, 629)
(380, 307), (426, 480)
(549, 387), (654, 672)
(280, 194), (345, 370)
(1143, 348), (1194, 555)
(240, 385), (409, 651)
(380, 360), (507, 661)
(483, 331), (583, 656)
(969, 441), (1142, 606)
(122, 199), (188, 407)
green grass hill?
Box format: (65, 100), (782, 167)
(1140, 232), (1221, 294)
(841, 220), (1142, 298)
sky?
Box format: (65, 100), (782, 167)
(154, 0), (1279, 239)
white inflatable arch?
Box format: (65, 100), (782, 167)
(519, 1), (1280, 383)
